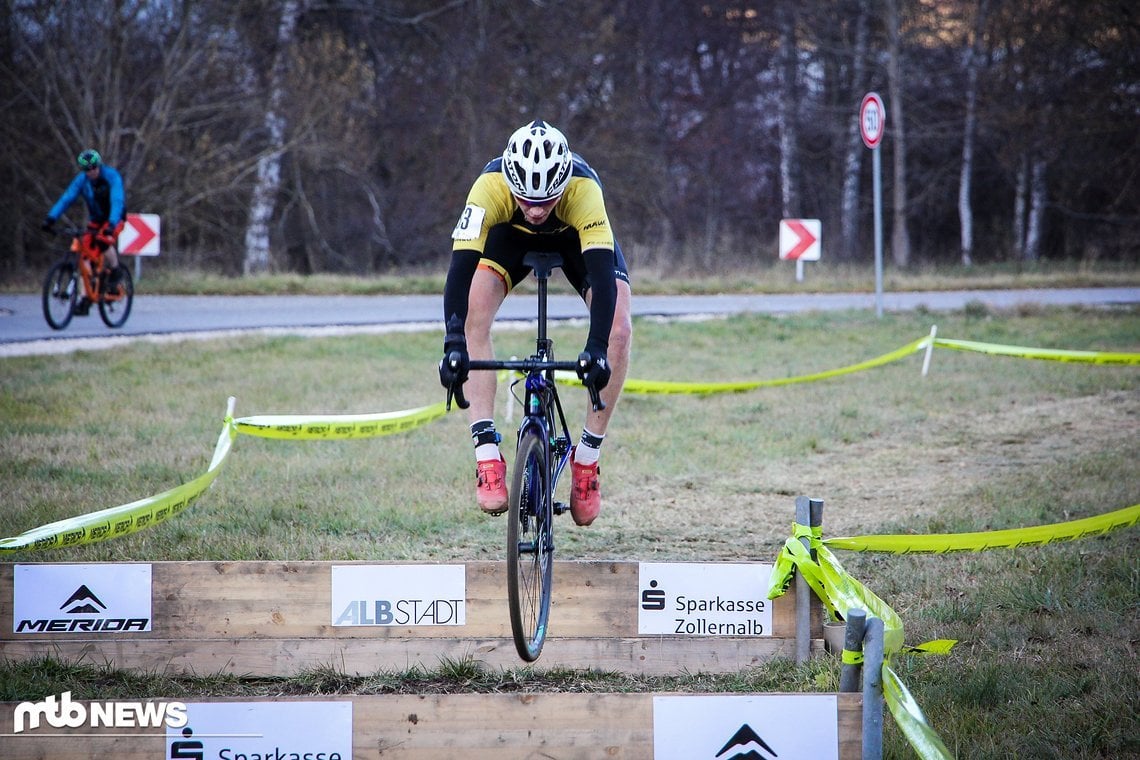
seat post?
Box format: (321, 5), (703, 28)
(523, 252), (562, 349)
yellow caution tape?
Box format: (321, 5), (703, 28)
(841, 649), (864, 665)
(234, 402), (450, 440)
(767, 523), (906, 653)
(934, 337), (1140, 365)
(883, 662), (955, 760)
(0, 412), (237, 554)
(906, 639), (958, 655)
(825, 503), (1140, 554)
(607, 336), (931, 394)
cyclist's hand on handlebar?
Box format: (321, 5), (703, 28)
(577, 351), (610, 411)
(41, 216), (55, 233)
(439, 348), (469, 388)
(439, 325), (471, 409)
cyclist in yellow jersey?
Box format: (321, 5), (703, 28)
(439, 120), (632, 526)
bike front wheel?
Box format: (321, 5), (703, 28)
(98, 265), (134, 328)
(507, 427), (554, 661)
(42, 261), (78, 330)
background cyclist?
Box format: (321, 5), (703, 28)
(439, 119), (633, 527)
(42, 149), (127, 291)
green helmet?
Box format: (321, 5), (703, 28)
(77, 149), (102, 170)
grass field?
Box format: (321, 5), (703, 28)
(1, 301), (1137, 758)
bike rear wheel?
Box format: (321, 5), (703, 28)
(98, 265), (134, 328)
(507, 427), (554, 661)
(42, 261), (78, 330)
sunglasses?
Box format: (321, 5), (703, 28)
(514, 195), (560, 209)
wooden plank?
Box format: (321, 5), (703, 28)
(2, 561), (811, 639)
(0, 693), (863, 760)
(1, 561), (819, 676)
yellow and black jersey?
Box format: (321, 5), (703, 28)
(451, 155), (615, 254)
(443, 151), (627, 358)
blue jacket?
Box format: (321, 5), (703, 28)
(48, 165), (126, 226)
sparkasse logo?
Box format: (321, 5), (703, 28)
(13, 691), (187, 733)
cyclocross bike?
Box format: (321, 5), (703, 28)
(444, 251), (604, 662)
(42, 226), (134, 330)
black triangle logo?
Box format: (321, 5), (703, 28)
(60, 584), (107, 614)
(716, 723), (779, 759)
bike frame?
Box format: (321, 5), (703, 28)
(71, 233), (108, 303)
(468, 253), (579, 515)
(448, 251), (586, 661)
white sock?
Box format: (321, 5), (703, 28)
(574, 429), (604, 465)
(475, 443), (501, 462)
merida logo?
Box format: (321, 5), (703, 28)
(60, 584), (106, 613)
(14, 584), (149, 633)
(715, 723), (779, 760)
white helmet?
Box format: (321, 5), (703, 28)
(501, 120), (572, 202)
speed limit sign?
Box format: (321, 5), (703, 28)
(860, 92), (886, 149)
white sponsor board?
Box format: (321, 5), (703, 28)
(654, 694), (839, 759)
(638, 562), (773, 636)
(166, 701), (351, 760)
(13, 563), (152, 633)
(331, 564), (466, 626)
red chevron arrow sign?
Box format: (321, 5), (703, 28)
(120, 213), (161, 256)
(778, 219), (821, 261)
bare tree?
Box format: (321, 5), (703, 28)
(839, 0), (870, 262)
(958, 0), (990, 267)
(885, 0), (911, 267)
(775, 3), (799, 219)
(243, 0), (304, 275)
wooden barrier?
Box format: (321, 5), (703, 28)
(0, 692), (863, 759)
(0, 561), (822, 676)
(1, 561), (862, 759)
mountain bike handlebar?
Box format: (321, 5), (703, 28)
(444, 352), (605, 413)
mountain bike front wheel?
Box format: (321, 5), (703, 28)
(507, 426), (554, 661)
(41, 261), (78, 330)
(98, 265), (134, 328)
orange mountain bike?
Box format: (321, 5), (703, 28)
(41, 226), (134, 330)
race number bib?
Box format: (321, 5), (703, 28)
(451, 204), (486, 241)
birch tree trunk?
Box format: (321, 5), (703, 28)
(958, 0), (989, 267)
(839, 0), (869, 261)
(1012, 154), (1028, 258)
(776, 4), (799, 218)
(886, 0), (911, 268)
(1024, 158), (1047, 261)
(242, 0), (301, 276)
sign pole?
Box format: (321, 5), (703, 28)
(872, 145), (883, 318)
(860, 92), (886, 318)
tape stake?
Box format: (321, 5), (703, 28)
(921, 325), (937, 377)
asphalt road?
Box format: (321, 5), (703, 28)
(1, 287), (1136, 357)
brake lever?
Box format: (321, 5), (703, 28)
(577, 352), (607, 412)
(444, 351), (470, 410)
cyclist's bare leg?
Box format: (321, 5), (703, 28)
(582, 279), (633, 435)
(463, 268), (508, 424)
